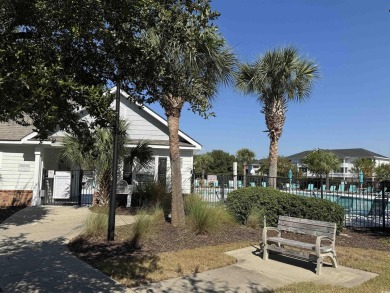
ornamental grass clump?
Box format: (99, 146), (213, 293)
(130, 206), (164, 247)
(83, 207), (108, 238)
(184, 194), (234, 234)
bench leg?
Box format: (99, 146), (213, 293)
(316, 257), (323, 275)
(263, 244), (269, 260)
(331, 254), (338, 269)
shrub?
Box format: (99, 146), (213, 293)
(84, 207), (108, 238)
(226, 186), (344, 233)
(184, 194), (234, 234)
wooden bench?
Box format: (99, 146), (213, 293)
(261, 216), (338, 275)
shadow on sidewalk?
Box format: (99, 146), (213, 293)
(0, 233), (128, 293)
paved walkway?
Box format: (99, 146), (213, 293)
(0, 206), (378, 293)
(0, 206), (135, 293)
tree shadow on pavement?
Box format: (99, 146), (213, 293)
(0, 206), (49, 229)
(0, 233), (129, 293)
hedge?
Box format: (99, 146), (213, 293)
(226, 186), (344, 233)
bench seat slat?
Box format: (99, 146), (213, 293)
(267, 237), (334, 253)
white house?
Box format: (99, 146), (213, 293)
(0, 88), (201, 206)
(286, 148), (389, 181)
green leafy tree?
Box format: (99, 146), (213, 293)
(133, 1), (235, 226)
(352, 158), (375, 180)
(375, 164), (390, 181)
(194, 153), (212, 180)
(60, 120), (153, 205)
(0, 0), (151, 138)
(258, 156), (300, 178)
(235, 46), (319, 187)
(236, 148), (256, 186)
(207, 150), (236, 174)
(302, 150), (340, 191)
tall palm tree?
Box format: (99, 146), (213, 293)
(236, 148), (256, 187)
(138, 4), (236, 226)
(236, 46), (319, 187)
(60, 119), (153, 205)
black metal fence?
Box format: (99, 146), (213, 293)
(192, 174), (390, 229)
(41, 170), (94, 206)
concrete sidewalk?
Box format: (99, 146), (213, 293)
(133, 247), (378, 292)
(0, 206), (135, 293)
(0, 206), (378, 293)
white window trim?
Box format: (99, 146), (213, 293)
(0, 151), (2, 169)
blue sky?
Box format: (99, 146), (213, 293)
(150, 0), (390, 159)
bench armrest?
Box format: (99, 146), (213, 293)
(262, 227), (281, 243)
(315, 235), (335, 255)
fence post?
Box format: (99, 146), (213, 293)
(221, 175), (225, 202)
(233, 162), (237, 190)
(382, 181), (386, 231)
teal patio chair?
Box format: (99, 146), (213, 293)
(213, 180), (219, 187)
(238, 180), (243, 188)
(307, 183), (314, 191)
(228, 180), (234, 188)
(329, 185), (336, 192)
(349, 184), (357, 193)
(250, 182), (256, 187)
(338, 184), (345, 193)
(261, 182), (267, 187)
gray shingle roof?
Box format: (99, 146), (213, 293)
(287, 148), (388, 160)
(0, 122), (35, 141)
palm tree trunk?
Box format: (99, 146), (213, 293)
(166, 109), (185, 227)
(268, 137), (279, 188)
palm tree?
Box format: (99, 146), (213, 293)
(194, 153), (212, 182)
(236, 46), (319, 188)
(60, 119), (153, 205)
(236, 148), (256, 187)
(138, 7), (236, 226)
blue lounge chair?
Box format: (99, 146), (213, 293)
(238, 180), (243, 188)
(307, 183), (314, 191)
(349, 185), (357, 193)
(261, 182), (267, 187)
(329, 185), (336, 192)
(250, 182), (255, 187)
(228, 180), (234, 188)
(338, 184), (345, 193)
(213, 180), (219, 187)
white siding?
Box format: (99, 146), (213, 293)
(0, 145), (35, 190)
(120, 99), (169, 141)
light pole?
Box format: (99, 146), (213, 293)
(107, 85), (120, 241)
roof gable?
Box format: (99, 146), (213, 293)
(287, 148), (388, 160)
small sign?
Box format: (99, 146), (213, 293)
(207, 175), (217, 183)
(18, 164), (30, 172)
(47, 170), (55, 178)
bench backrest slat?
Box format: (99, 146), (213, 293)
(277, 216), (336, 239)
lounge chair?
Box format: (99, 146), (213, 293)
(194, 180), (200, 188)
(329, 185), (336, 192)
(261, 182), (267, 187)
(321, 184), (327, 191)
(228, 180), (234, 189)
(250, 182), (255, 187)
(238, 180), (243, 188)
(349, 185), (357, 193)
(306, 183), (314, 191)
(338, 184), (345, 193)
(213, 180), (219, 187)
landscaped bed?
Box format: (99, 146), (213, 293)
(67, 209), (390, 289)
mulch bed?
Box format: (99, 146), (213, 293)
(68, 218), (390, 268)
(0, 206), (26, 223)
